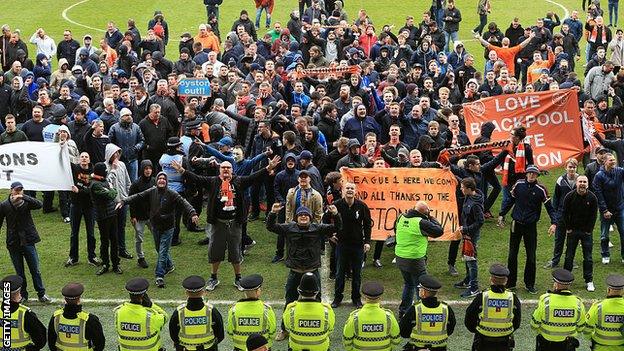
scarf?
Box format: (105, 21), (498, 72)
(220, 178), (235, 211)
(589, 25), (607, 44)
(294, 186), (311, 212)
(437, 139), (511, 166)
(450, 127), (460, 148)
(292, 65), (360, 79)
(502, 142), (526, 187)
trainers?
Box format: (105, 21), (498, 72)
(113, 266), (123, 274)
(275, 330), (289, 341)
(88, 257), (102, 267)
(454, 281), (468, 289)
(63, 217), (71, 223)
(392, 257), (396, 264)
(137, 258), (148, 268)
(543, 260), (557, 269)
(65, 258), (78, 267)
(331, 299), (342, 308)
(353, 300), (363, 308)
(119, 250), (133, 259)
(448, 264), (459, 276)
(38, 295), (52, 303)
(96, 265), (109, 275)
(460, 289), (479, 298)
(329, 272), (336, 280)
(234, 278), (243, 291)
(271, 255), (284, 263)
(205, 278), (219, 291)
(165, 265), (175, 275)
(526, 286), (538, 294)
(609, 240), (614, 247)
(483, 211), (493, 219)
(373, 259), (382, 268)
(361, 261), (365, 268)
(244, 240), (257, 251)
(171, 240), (181, 246)
(602, 257), (611, 264)
(156, 278), (165, 288)
(586, 282), (595, 292)
(197, 238), (210, 245)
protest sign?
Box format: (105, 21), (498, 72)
(0, 142), (73, 191)
(340, 167), (459, 241)
(178, 78), (211, 96)
(463, 89), (584, 169)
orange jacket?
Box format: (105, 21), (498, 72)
(527, 50), (555, 84)
(194, 33), (220, 52)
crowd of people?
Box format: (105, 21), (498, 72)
(1, 0), (624, 349)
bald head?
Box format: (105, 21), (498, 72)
(416, 201), (429, 215)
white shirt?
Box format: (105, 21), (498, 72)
(29, 33), (56, 59)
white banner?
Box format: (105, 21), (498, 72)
(0, 142), (73, 191)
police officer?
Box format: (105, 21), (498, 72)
(170, 275), (224, 351)
(465, 264), (521, 351)
(114, 277), (168, 351)
(343, 281), (400, 351)
(531, 269), (586, 351)
(227, 274), (277, 350)
(584, 274), (624, 350)
(246, 334), (269, 351)
(48, 282), (105, 350)
(283, 273), (335, 351)
(400, 275), (456, 351)
(0, 275), (46, 350)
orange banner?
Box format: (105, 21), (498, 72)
(463, 89), (584, 169)
(340, 168), (459, 241)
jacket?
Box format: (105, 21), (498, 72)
(500, 179), (556, 224)
(584, 65), (615, 100)
(274, 167), (300, 203)
(552, 173), (577, 224)
(104, 143), (132, 201)
(128, 160), (156, 220)
(89, 175), (118, 220)
(593, 166), (624, 213)
(266, 211), (342, 271)
(443, 7), (462, 33)
(561, 190), (598, 233)
(342, 116), (380, 144)
(332, 198), (372, 245)
(108, 121), (144, 162)
(460, 191), (484, 237)
(0, 194), (42, 248)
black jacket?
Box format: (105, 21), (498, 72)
(48, 304), (105, 351)
(500, 179), (556, 224)
(68, 118), (91, 152)
(266, 211), (342, 271)
(460, 191), (484, 237)
(0, 194), (42, 248)
(89, 176), (118, 220)
(562, 190), (598, 233)
(128, 160), (156, 220)
(332, 198), (372, 246)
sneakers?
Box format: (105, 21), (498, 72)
(65, 258), (78, 267)
(454, 281), (468, 289)
(543, 260), (557, 269)
(271, 255), (284, 263)
(119, 250), (133, 259)
(234, 278), (243, 291)
(602, 257), (611, 264)
(586, 282), (595, 292)
(205, 278), (220, 291)
(197, 238), (210, 245)
(361, 261), (365, 268)
(448, 264), (459, 276)
(373, 259), (382, 268)
(113, 266), (123, 274)
(171, 240), (182, 247)
(244, 240), (257, 251)
(526, 286), (538, 294)
(165, 265), (175, 275)
(609, 240), (614, 247)
(156, 277), (165, 288)
(483, 211), (493, 219)
(353, 300), (363, 308)
(96, 265), (109, 275)
(392, 257), (396, 264)
(38, 295), (52, 303)
(275, 330), (289, 341)
(88, 257), (102, 267)
(329, 272), (336, 280)
(460, 289), (479, 298)
(137, 258), (148, 268)
(331, 299), (342, 308)
(63, 217), (71, 223)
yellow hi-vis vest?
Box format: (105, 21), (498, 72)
(477, 290), (515, 337)
(177, 302), (215, 350)
(227, 300), (275, 350)
(531, 293), (585, 342)
(410, 302), (449, 348)
(114, 303), (165, 351)
(2, 305), (33, 350)
(584, 297), (624, 348)
(284, 301), (334, 351)
(53, 308), (93, 350)
(344, 303), (399, 351)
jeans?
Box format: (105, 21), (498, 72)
(255, 6), (271, 28)
(206, 5), (219, 20)
(563, 230), (593, 283)
(8, 245), (45, 300)
(444, 31), (459, 53)
(97, 216), (119, 268)
(436, 8), (445, 28)
(463, 232), (480, 291)
(153, 227), (174, 278)
(549, 224), (567, 266)
(483, 170), (501, 212)
(507, 221), (537, 289)
(599, 208), (624, 258)
(133, 219), (151, 259)
(609, 2), (619, 26)
(126, 159), (138, 183)
(398, 258), (427, 317)
(69, 202), (96, 262)
(116, 205), (128, 252)
(474, 14), (488, 34)
(334, 244), (363, 302)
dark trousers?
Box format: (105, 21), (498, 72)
(282, 269), (321, 329)
(483, 171), (501, 212)
(563, 230), (593, 283)
(59, 191), (70, 218)
(507, 221), (537, 288)
(116, 205), (128, 252)
(251, 174), (275, 217)
(448, 239), (460, 266)
(275, 208), (286, 257)
(8, 245), (45, 300)
(472, 334), (513, 351)
(550, 225), (567, 266)
(535, 335), (577, 351)
(69, 202), (96, 262)
(173, 194), (184, 243)
(334, 244), (363, 302)
(98, 216), (120, 268)
(25, 191), (55, 212)
(473, 14), (488, 34)
(362, 240), (384, 263)
(298, 0), (312, 18)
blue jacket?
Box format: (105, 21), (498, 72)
(461, 191), (484, 237)
(342, 116), (380, 144)
(274, 167), (300, 203)
(108, 122), (144, 162)
(202, 144), (267, 176)
(552, 174), (577, 224)
(562, 18), (583, 42)
(401, 115), (429, 149)
(501, 179), (556, 224)
(593, 166), (624, 213)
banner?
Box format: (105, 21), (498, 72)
(463, 89), (584, 169)
(178, 78), (211, 96)
(340, 168), (459, 241)
(0, 142), (73, 191)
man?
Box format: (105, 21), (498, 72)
(586, 16), (612, 59)
(159, 137), (190, 246)
(584, 61), (615, 100)
(120, 172), (198, 287)
(83, 120), (110, 165)
(29, 27), (56, 60)
(336, 138), (369, 169)
(593, 152), (624, 264)
(108, 108), (144, 182)
(226, 274), (277, 350)
(114, 278), (168, 351)
(172, 156), (280, 290)
(531, 269), (586, 351)
(344, 281), (401, 351)
(331, 182), (372, 308)
(48, 282), (105, 351)
(443, 1), (462, 52)
(104, 144), (133, 261)
(584, 274), (624, 349)
(283, 273), (335, 350)
(0, 114), (27, 144)
(267, 203), (342, 341)
(465, 264), (522, 351)
(139, 104), (174, 171)
(585, 147), (610, 188)
(561, 175), (598, 292)
(272, 153), (299, 262)
(395, 201), (444, 317)
(128, 160), (154, 269)
(475, 31), (534, 77)
(56, 30), (80, 68)
(0, 182), (51, 303)
(285, 170), (324, 223)
(401, 275), (456, 350)
(169, 275), (225, 350)
(246, 334), (269, 351)
(1, 275), (47, 350)
(499, 165), (557, 294)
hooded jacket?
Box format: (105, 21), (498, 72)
(0, 194), (43, 248)
(461, 190), (484, 237)
(473, 121), (495, 163)
(49, 58), (74, 90)
(54, 125), (80, 164)
(89, 170), (118, 221)
(108, 119), (144, 162)
(33, 53), (51, 82)
(128, 160), (156, 220)
(274, 157), (300, 203)
(104, 143), (131, 201)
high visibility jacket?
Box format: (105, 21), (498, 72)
(531, 291), (586, 342)
(342, 303), (400, 351)
(283, 300), (335, 351)
(3, 304), (33, 349)
(53, 308), (93, 350)
(477, 290), (515, 337)
(226, 299), (276, 350)
(584, 297), (624, 349)
(410, 302), (450, 348)
(394, 215), (426, 259)
(177, 302), (216, 350)
(114, 302), (167, 351)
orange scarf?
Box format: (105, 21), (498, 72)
(220, 179), (235, 211)
(502, 142), (526, 186)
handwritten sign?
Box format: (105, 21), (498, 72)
(178, 78), (211, 97)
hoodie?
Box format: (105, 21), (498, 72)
(128, 160), (156, 220)
(54, 125), (80, 164)
(461, 190), (485, 237)
(473, 121), (496, 163)
(33, 53), (51, 82)
(104, 143), (131, 200)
